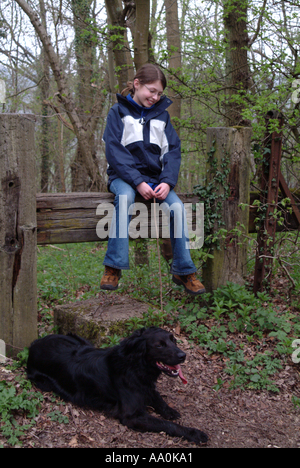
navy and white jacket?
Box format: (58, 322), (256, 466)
(103, 93), (181, 190)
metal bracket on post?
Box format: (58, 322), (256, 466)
(254, 110), (300, 294)
(253, 111), (283, 294)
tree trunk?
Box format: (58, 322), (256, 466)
(203, 127), (252, 291)
(39, 0), (50, 193)
(134, 0), (150, 70)
(70, 0), (100, 191)
(57, 120), (66, 192)
(0, 115), (37, 356)
(164, 0), (181, 136)
(105, 0), (133, 91)
(223, 0), (251, 126)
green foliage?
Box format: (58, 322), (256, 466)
(0, 352), (70, 447)
(10, 348), (30, 370)
(0, 379), (44, 446)
(224, 353), (282, 393)
(292, 395), (300, 409)
(48, 409), (69, 424)
(177, 281), (299, 393)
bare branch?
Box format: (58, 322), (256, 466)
(43, 100), (74, 133)
(7, 75), (45, 99)
(248, 0), (268, 47)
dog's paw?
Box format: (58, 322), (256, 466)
(162, 407), (181, 420)
(187, 428), (208, 445)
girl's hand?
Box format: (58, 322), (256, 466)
(136, 182), (155, 200)
(153, 183), (170, 200)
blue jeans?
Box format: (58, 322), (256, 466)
(103, 178), (197, 275)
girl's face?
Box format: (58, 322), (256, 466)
(132, 79), (164, 108)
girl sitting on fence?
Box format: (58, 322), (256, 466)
(100, 63), (205, 296)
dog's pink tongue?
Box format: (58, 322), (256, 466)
(176, 365), (187, 385)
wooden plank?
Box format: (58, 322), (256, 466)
(36, 192), (115, 210)
(36, 192), (199, 208)
(38, 228), (104, 244)
(37, 215), (101, 230)
(37, 208), (99, 221)
(36, 192), (199, 244)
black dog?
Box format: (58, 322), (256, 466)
(27, 327), (208, 445)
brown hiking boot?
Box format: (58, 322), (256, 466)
(100, 266), (122, 290)
(172, 273), (206, 296)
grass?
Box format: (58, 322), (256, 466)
(37, 240), (178, 322)
(37, 242), (103, 302)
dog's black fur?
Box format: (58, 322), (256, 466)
(27, 327), (208, 445)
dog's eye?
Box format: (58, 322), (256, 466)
(156, 341), (166, 348)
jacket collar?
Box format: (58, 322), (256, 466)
(126, 94), (155, 113)
(116, 93), (172, 119)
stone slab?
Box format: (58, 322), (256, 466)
(54, 293), (156, 346)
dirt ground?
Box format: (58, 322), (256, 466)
(1, 329), (300, 449)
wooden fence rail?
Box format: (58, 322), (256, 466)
(36, 190), (300, 245)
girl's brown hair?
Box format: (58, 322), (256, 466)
(121, 63), (167, 96)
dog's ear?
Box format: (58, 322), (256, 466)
(121, 328), (147, 356)
(131, 327), (146, 337)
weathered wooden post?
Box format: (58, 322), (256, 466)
(203, 127), (252, 291)
(0, 114), (37, 357)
